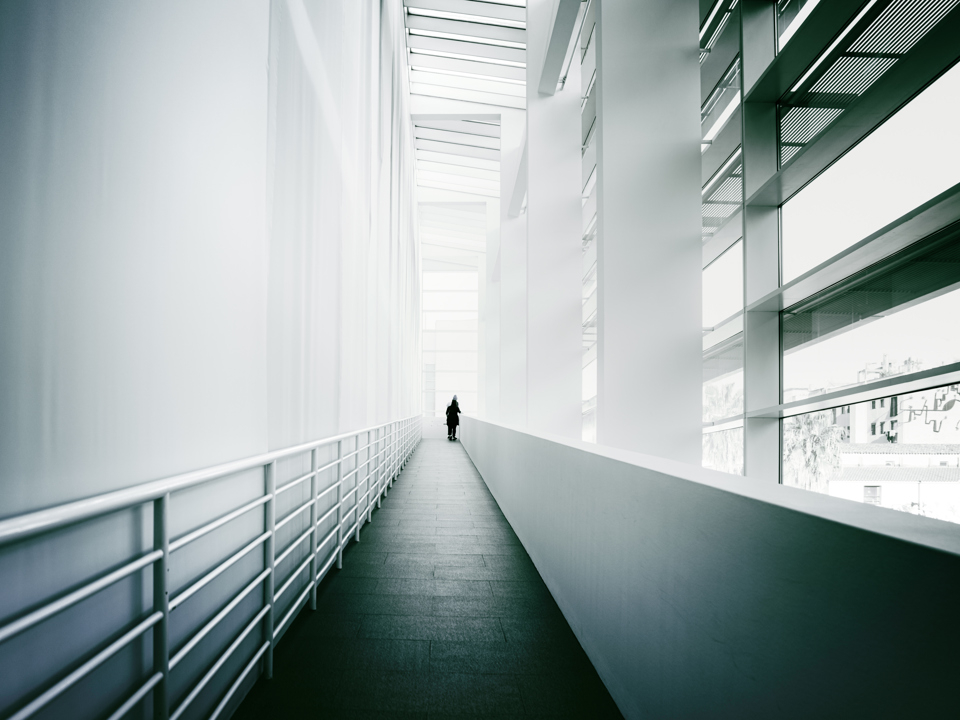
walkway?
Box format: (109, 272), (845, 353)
(235, 438), (622, 718)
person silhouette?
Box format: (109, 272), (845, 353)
(446, 395), (461, 441)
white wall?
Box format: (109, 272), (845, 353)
(461, 416), (960, 719)
(0, 1), (419, 717)
(524, 0), (584, 439)
(0, 0), (420, 515)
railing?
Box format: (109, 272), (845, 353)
(0, 415), (422, 720)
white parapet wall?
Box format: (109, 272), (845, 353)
(460, 416), (960, 719)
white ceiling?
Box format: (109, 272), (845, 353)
(403, 0), (527, 110)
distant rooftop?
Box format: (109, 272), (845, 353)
(841, 444), (960, 455)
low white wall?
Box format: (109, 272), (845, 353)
(461, 417), (960, 719)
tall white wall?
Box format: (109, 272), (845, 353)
(525, 0), (584, 438)
(0, 2), (419, 717)
(594, 0), (702, 462)
(0, 0), (420, 517)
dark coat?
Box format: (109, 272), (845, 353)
(446, 400), (461, 427)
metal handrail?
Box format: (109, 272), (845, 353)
(0, 414), (422, 720)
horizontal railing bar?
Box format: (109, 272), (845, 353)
(0, 550), (162, 645)
(10, 612), (162, 720)
(273, 584), (312, 641)
(170, 496), (269, 553)
(316, 457), (341, 475)
(341, 485), (359, 499)
(315, 525), (338, 554)
(169, 568), (271, 670)
(316, 481), (340, 501)
(275, 499), (314, 533)
(342, 467), (360, 482)
(275, 470), (315, 497)
(170, 604), (270, 720)
(315, 503), (338, 528)
(316, 545), (339, 582)
(0, 414), (420, 545)
(105, 672), (163, 720)
(342, 522), (359, 545)
(274, 526), (314, 568)
(274, 554), (313, 603)
(208, 641), (270, 720)
(169, 532), (271, 611)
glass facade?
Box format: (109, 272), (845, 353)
(781, 60), (960, 282)
(784, 383), (960, 523)
(703, 240), (743, 328)
(699, 0), (960, 525)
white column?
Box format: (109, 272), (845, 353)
(499, 110), (528, 427)
(483, 199), (502, 421)
(524, 0), (584, 439)
(594, 0), (702, 463)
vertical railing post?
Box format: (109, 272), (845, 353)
(309, 447), (318, 611)
(377, 426), (383, 508)
(263, 462), (276, 679)
(365, 430), (373, 524)
(336, 440), (343, 569)
(355, 435), (362, 543)
(390, 421), (397, 487)
(153, 494), (170, 720)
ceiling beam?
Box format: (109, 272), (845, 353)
(404, 0), (525, 25)
(410, 69), (525, 97)
(407, 34), (526, 65)
(538, 0), (582, 95)
(413, 119), (502, 138)
(411, 83), (526, 110)
(415, 126), (501, 149)
(408, 52), (526, 81)
(405, 14), (526, 46)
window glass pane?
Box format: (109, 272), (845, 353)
(777, 0), (821, 49)
(701, 59), (741, 148)
(781, 60), (960, 282)
(704, 336), (743, 422)
(783, 383), (960, 524)
(702, 151), (742, 243)
(703, 427), (744, 475)
(703, 240), (743, 328)
(782, 229), (960, 401)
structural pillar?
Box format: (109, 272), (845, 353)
(741, 0), (782, 481)
(594, 0), (702, 462)
(524, 0), (583, 438)
(499, 113), (528, 428)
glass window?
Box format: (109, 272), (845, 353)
(782, 228), (960, 402)
(781, 60), (960, 282)
(704, 336), (743, 422)
(702, 60), (741, 149)
(703, 426), (744, 475)
(783, 382), (960, 523)
(703, 240), (743, 328)
(777, 0), (821, 49)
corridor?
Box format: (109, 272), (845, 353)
(234, 438), (622, 718)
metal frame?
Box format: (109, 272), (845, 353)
(0, 415), (422, 720)
(691, 0), (960, 479)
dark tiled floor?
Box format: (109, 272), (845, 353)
(234, 438), (622, 719)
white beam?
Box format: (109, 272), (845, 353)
(537, 0), (582, 95)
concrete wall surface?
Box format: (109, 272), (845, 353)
(460, 416), (960, 720)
